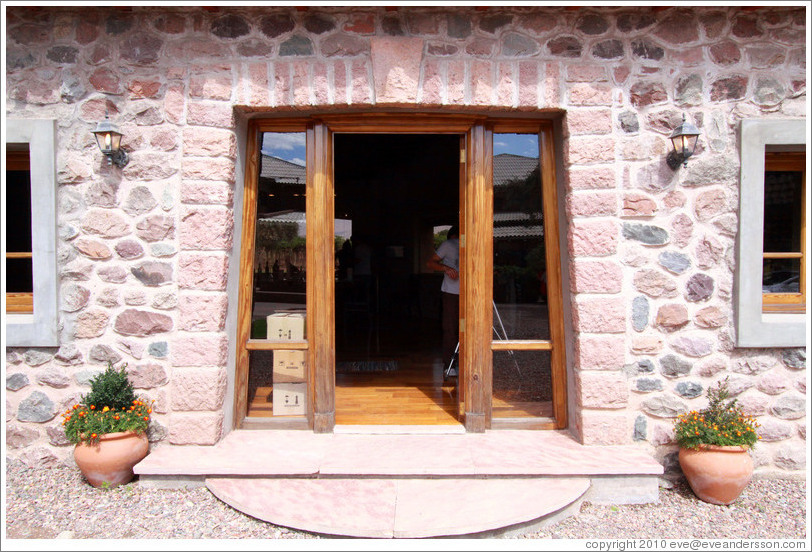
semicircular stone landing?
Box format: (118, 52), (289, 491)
(206, 476), (591, 538)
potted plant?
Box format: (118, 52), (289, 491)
(673, 377), (761, 505)
(62, 361), (153, 488)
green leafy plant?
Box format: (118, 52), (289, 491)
(674, 377), (760, 450)
(62, 362), (153, 445)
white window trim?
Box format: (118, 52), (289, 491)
(735, 119), (807, 347)
(4, 119), (59, 347)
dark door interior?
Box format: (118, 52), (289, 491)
(332, 134), (461, 423)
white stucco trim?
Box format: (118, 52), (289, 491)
(735, 119), (807, 347)
(5, 119), (59, 347)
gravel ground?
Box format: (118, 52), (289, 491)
(3, 458), (808, 543)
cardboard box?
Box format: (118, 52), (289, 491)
(273, 350), (307, 383)
(273, 382), (306, 416)
(266, 312), (307, 341)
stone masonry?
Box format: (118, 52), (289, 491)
(4, 6), (807, 476)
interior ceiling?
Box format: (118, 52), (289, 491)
(333, 134), (460, 227)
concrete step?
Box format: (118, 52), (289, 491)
(206, 475), (591, 538)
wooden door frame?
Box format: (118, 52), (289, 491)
(234, 114), (566, 433)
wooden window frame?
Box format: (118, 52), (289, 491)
(234, 114), (566, 433)
(761, 151), (806, 313)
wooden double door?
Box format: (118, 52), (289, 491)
(235, 114), (567, 433)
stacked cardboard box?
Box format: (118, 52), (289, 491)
(266, 312), (306, 341)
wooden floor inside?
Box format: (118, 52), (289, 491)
(246, 312), (553, 424)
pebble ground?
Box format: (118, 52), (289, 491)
(4, 460), (808, 543)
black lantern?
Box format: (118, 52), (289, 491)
(92, 112), (129, 168)
(667, 113), (700, 170)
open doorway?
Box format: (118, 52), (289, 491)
(333, 134), (461, 425)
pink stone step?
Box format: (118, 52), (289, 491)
(206, 475), (590, 538)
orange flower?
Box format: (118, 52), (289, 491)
(147, 409), (152, 414)
(73, 404), (79, 410)
(102, 406), (109, 413)
(90, 433), (97, 439)
(90, 405), (95, 410)
(143, 416), (149, 421)
(114, 415), (120, 420)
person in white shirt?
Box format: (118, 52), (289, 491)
(426, 225), (460, 378)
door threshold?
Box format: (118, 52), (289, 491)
(334, 424), (466, 435)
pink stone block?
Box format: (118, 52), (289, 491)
(75, 310), (110, 339)
(249, 62), (270, 106)
(631, 335), (664, 354)
(168, 412), (224, 445)
(182, 127), (236, 158)
(568, 167), (616, 190)
(370, 37), (423, 104)
(569, 220), (618, 257)
(189, 74), (232, 101)
(181, 180), (234, 206)
(182, 158), (235, 183)
(470, 60), (492, 105)
(421, 58), (443, 105)
(171, 334), (228, 367)
(178, 253), (229, 291)
(757, 370), (791, 395)
(179, 207), (234, 250)
(170, 367), (227, 411)
(567, 136), (615, 165)
(576, 371), (629, 409)
(566, 109), (613, 135)
(570, 260), (622, 294)
(694, 188), (728, 222)
(575, 335), (626, 370)
(634, 269), (678, 298)
(313, 61), (329, 105)
(333, 60), (348, 105)
(655, 303), (690, 332)
(568, 83), (613, 106)
(82, 209), (130, 238)
(179, 294), (228, 332)
(623, 192), (658, 217)
(274, 61), (291, 107)
(518, 61), (539, 107)
(544, 63), (560, 106)
(569, 190), (618, 217)
(671, 213), (694, 248)
(566, 63), (609, 83)
(351, 60), (372, 104)
(579, 411), (631, 445)
(447, 59), (465, 104)
(572, 297), (625, 333)
(496, 61), (514, 107)
(293, 61), (310, 106)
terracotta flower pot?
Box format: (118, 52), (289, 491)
(73, 431), (149, 488)
(678, 444), (754, 505)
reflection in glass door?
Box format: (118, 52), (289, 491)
(491, 132), (553, 419)
(246, 131), (309, 419)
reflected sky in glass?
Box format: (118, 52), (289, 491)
(261, 132), (306, 166)
(494, 133), (539, 158)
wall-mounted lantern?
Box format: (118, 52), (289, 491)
(667, 113), (700, 170)
(92, 112), (129, 168)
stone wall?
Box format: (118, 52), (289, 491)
(4, 6), (807, 475)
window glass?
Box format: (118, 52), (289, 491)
(492, 133), (549, 340)
(250, 132), (308, 338)
(492, 350), (553, 418)
(762, 151), (805, 302)
(247, 132), (308, 418)
(5, 147), (33, 311)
